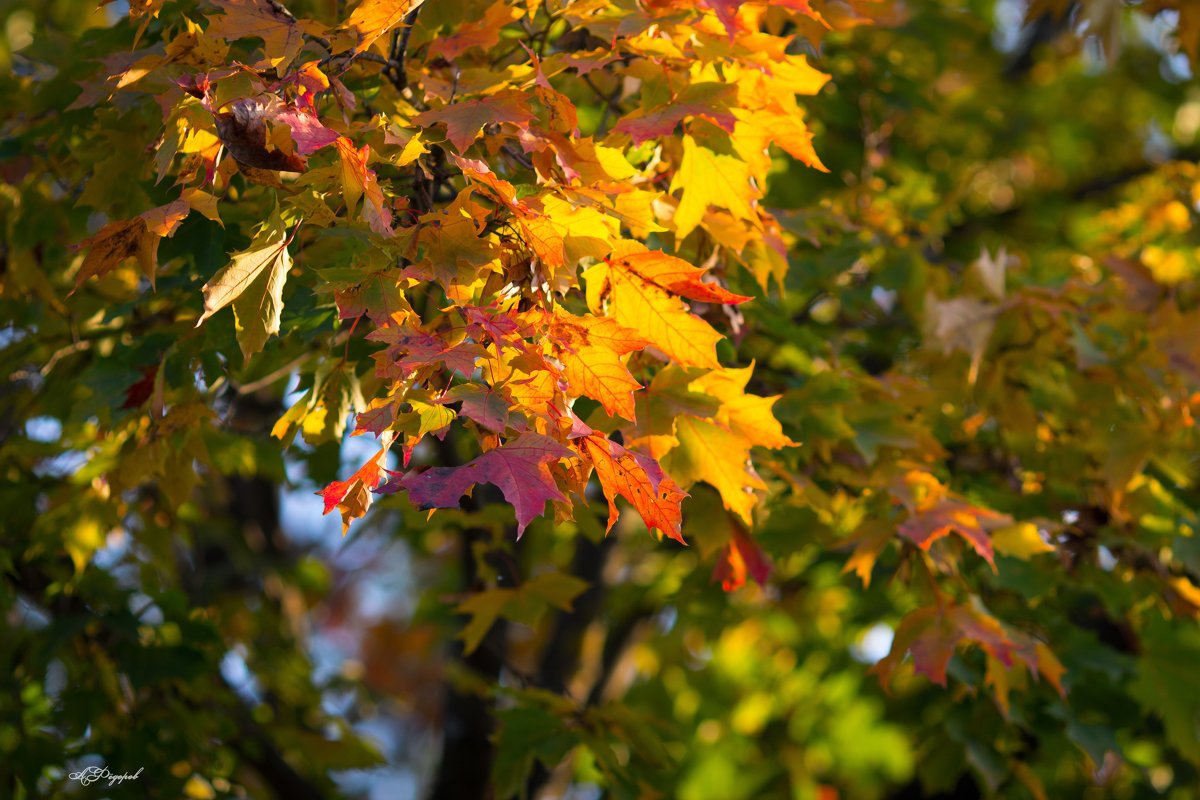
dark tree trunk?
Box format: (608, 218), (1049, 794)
(428, 524), (508, 800)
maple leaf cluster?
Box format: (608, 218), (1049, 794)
(65, 0), (863, 586)
(76, 0), (1200, 732)
(61, 0), (1104, 724)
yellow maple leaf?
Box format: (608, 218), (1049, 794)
(688, 364), (797, 449)
(584, 260), (727, 368)
(338, 0), (424, 54)
(670, 135), (758, 240)
(665, 415), (768, 524)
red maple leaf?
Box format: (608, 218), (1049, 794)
(712, 528), (771, 591)
(387, 433), (575, 537)
(122, 365), (159, 409)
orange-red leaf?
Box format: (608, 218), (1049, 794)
(713, 527), (771, 591)
(319, 449), (387, 532)
(897, 499), (1010, 569)
(608, 250), (752, 305)
(426, 1), (514, 61)
(614, 83), (737, 144)
(873, 599), (1066, 704)
(873, 600), (1017, 688)
(579, 431), (687, 544)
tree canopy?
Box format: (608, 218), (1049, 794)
(4, 0), (1200, 798)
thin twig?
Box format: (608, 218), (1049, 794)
(385, 5), (425, 93)
(582, 73), (623, 120)
(595, 79), (623, 136)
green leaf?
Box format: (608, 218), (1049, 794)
(1130, 616), (1200, 765)
(492, 706), (578, 799)
(197, 210), (292, 360)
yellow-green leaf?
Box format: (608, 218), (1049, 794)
(992, 523), (1055, 560)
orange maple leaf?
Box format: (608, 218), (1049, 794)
(579, 430), (687, 544)
(413, 91), (535, 152)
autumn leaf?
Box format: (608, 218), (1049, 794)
(515, 211), (567, 275)
(292, 60), (330, 112)
(411, 191), (498, 289)
(355, 395), (400, 437)
(412, 91), (535, 152)
(874, 598), (1066, 706)
(335, 137), (393, 236)
(606, 251), (752, 305)
(705, 0), (746, 39)
(991, 522), (1055, 560)
(629, 366), (720, 458)
(390, 394), (456, 463)
(712, 527), (771, 591)
(427, 1), (516, 61)
(614, 83), (737, 144)
(73, 199), (190, 290)
(333, 270), (416, 326)
(687, 365), (796, 449)
(841, 520), (894, 588)
(205, 0), (319, 69)
(577, 430), (687, 544)
(873, 600), (1018, 688)
(215, 97), (309, 172)
(670, 135), (758, 240)
(230, 252), (291, 361)
(549, 311), (650, 420)
(366, 326), (487, 377)
(455, 571), (588, 654)
(441, 384), (514, 433)
(338, 0), (424, 54)
(733, 102), (828, 173)
(320, 447), (389, 532)
(274, 107), (341, 155)
(663, 415), (766, 525)
(897, 500), (1010, 569)
(197, 211), (292, 360)
(644, 364), (793, 524)
(584, 255), (728, 369)
(388, 433), (575, 537)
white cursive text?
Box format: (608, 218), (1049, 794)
(67, 766), (144, 787)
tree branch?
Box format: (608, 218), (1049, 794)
(385, 5), (425, 93)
